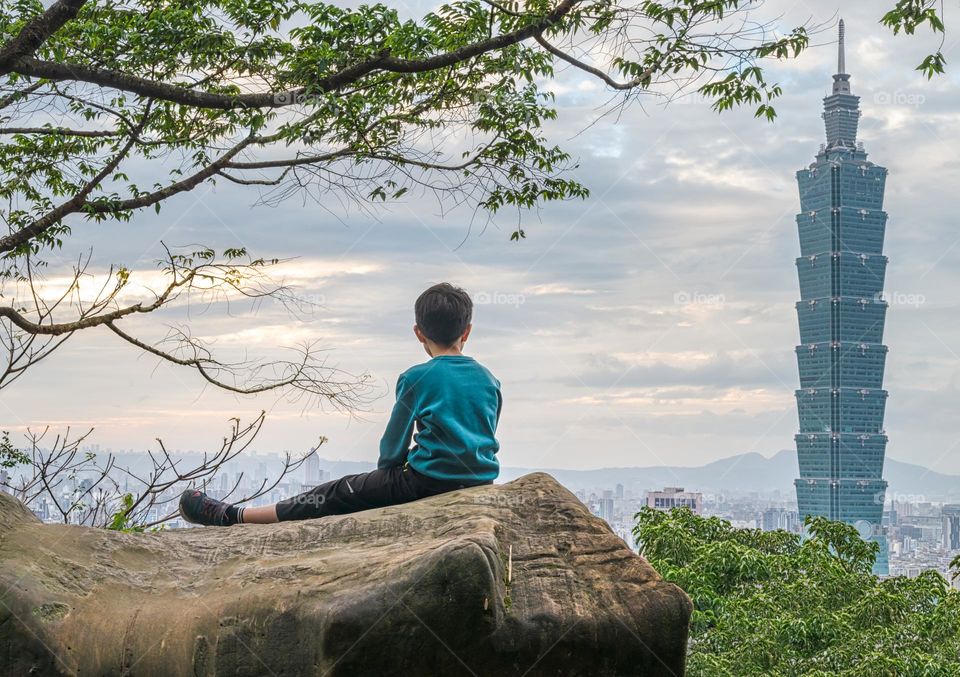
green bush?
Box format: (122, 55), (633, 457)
(633, 507), (960, 676)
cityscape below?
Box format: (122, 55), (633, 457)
(5, 445), (958, 587)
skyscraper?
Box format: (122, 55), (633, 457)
(304, 449), (322, 487)
(793, 20), (890, 575)
(943, 505), (960, 552)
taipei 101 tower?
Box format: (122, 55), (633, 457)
(793, 20), (890, 575)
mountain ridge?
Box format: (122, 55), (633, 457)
(98, 449), (960, 502)
(496, 450), (960, 500)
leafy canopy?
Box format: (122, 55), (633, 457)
(0, 0), (946, 393)
(634, 507), (960, 676)
(0, 0), (816, 258)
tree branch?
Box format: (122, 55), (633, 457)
(0, 0), (89, 71)
(7, 0), (580, 110)
(0, 287), (170, 336)
(534, 33), (653, 90)
(0, 108), (150, 254)
(0, 121), (249, 255)
(0, 126), (118, 138)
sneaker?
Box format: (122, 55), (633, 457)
(179, 489), (230, 526)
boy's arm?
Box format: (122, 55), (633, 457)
(377, 375), (417, 469)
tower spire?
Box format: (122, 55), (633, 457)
(831, 19), (852, 95)
(838, 18), (846, 74)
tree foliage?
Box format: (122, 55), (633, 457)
(0, 0), (816, 394)
(881, 0), (947, 78)
(0, 0), (945, 391)
(634, 507), (960, 676)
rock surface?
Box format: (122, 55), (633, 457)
(0, 473), (691, 676)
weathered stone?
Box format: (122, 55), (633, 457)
(0, 473), (691, 675)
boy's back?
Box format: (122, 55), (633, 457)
(379, 354), (501, 483)
(179, 282), (500, 527)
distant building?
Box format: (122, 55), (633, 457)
(32, 496), (51, 521)
(304, 450), (322, 487)
(900, 525), (923, 540)
(761, 508), (800, 533)
(646, 487), (703, 514)
(599, 497), (615, 522)
(942, 505), (960, 551)
(791, 20), (890, 575)
(905, 566), (923, 579)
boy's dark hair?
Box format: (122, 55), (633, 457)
(415, 283), (473, 345)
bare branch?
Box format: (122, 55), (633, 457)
(534, 33), (652, 90)
(2, 414), (317, 529)
(1, 246), (373, 405)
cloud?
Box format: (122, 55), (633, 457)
(560, 350), (792, 390)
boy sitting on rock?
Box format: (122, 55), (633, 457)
(179, 282), (502, 526)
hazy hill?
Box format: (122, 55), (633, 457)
(499, 450), (960, 501)
(99, 449), (960, 502)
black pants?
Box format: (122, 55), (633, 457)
(275, 465), (486, 522)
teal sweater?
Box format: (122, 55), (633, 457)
(378, 355), (501, 483)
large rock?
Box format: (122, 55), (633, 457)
(0, 473), (691, 675)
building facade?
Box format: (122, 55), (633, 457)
(761, 507), (801, 534)
(793, 20), (890, 575)
(646, 487), (703, 514)
(943, 505), (960, 552)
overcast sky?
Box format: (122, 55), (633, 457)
(4, 1), (960, 476)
